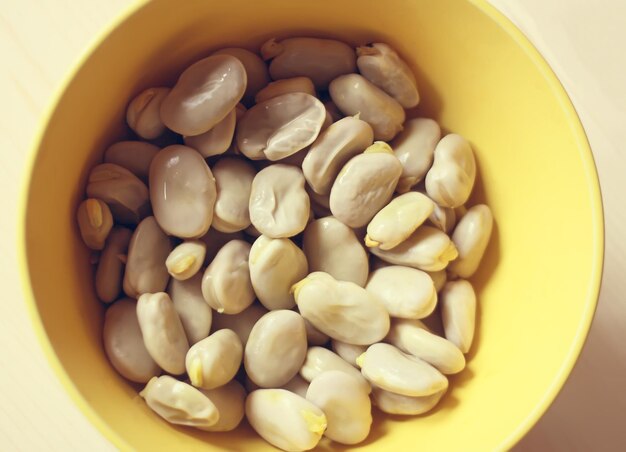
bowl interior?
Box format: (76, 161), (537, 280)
(22, 0), (603, 450)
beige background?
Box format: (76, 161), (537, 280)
(1, 0), (624, 450)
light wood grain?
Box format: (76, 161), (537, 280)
(0, 1), (125, 450)
(1, 0), (624, 450)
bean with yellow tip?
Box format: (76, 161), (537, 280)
(245, 388), (327, 452)
(365, 191), (434, 250)
(366, 265), (437, 319)
(385, 318), (465, 374)
(201, 239), (254, 314)
(305, 370), (372, 445)
(185, 329), (242, 390)
(359, 343), (448, 397)
(329, 150), (402, 228)
(300, 346), (370, 395)
(77, 198), (113, 250)
(293, 272), (389, 345)
(165, 240), (206, 281)
(140, 375), (219, 429)
(370, 225), (458, 272)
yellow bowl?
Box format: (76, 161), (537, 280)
(19, 0), (603, 450)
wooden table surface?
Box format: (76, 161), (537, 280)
(1, 0), (625, 450)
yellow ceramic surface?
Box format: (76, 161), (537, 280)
(19, 0), (603, 450)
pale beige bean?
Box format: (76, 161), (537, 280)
(306, 371), (371, 445)
(140, 376), (219, 429)
(440, 280), (476, 353)
(303, 318), (329, 346)
(86, 163), (150, 225)
(255, 76), (316, 103)
(356, 43), (419, 108)
(103, 298), (160, 383)
(95, 227), (132, 303)
(186, 329), (243, 389)
(425, 134), (476, 208)
(136, 292), (189, 375)
(198, 380), (246, 432)
(366, 265), (437, 319)
(331, 340), (367, 367)
(300, 346), (370, 394)
(249, 235), (308, 310)
(358, 343), (448, 397)
(392, 118), (441, 193)
(249, 164), (310, 238)
(302, 217), (369, 287)
(237, 93), (325, 161)
(160, 55), (246, 135)
(262, 37), (356, 89)
(427, 269), (448, 292)
(77, 198), (113, 250)
(211, 303), (268, 346)
(211, 157), (255, 233)
(245, 310), (307, 388)
(329, 73), (405, 141)
(372, 386), (445, 415)
(198, 228), (245, 265)
(282, 374), (310, 398)
(293, 272), (389, 345)
(201, 240), (254, 314)
(246, 389), (327, 452)
(149, 145), (216, 239)
(123, 216), (172, 298)
(165, 240), (205, 281)
(103, 141), (159, 182)
(370, 225), (458, 272)
(365, 192), (434, 250)
(168, 273), (212, 345)
(329, 146), (402, 228)
(126, 87), (169, 139)
(448, 204), (494, 278)
(183, 107), (236, 158)
(213, 47), (270, 105)
(302, 116), (374, 195)
(386, 318), (465, 374)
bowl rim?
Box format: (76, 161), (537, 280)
(17, 0), (605, 450)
